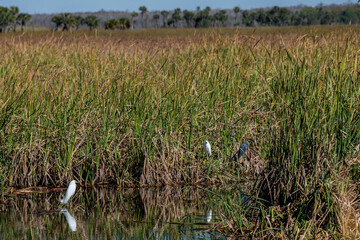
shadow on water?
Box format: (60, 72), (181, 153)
(0, 186), (244, 239)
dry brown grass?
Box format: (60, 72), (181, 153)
(334, 157), (360, 239)
(0, 26), (360, 238)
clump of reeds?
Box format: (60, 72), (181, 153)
(221, 27), (360, 238)
(0, 28), (272, 187)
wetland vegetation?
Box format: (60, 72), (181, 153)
(1, 186), (229, 239)
(0, 26), (360, 238)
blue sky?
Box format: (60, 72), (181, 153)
(0, 0), (356, 14)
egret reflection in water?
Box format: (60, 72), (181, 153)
(60, 208), (77, 232)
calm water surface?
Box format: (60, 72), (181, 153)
(0, 186), (235, 239)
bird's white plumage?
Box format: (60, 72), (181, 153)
(60, 208), (77, 232)
(206, 209), (212, 223)
(60, 180), (77, 204)
(203, 140), (211, 156)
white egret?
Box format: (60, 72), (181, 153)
(60, 180), (77, 204)
(237, 141), (250, 160)
(203, 140), (211, 156)
(205, 209), (212, 223)
(60, 208), (77, 232)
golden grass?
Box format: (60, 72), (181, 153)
(0, 25), (360, 237)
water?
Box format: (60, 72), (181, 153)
(0, 186), (232, 239)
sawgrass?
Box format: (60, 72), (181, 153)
(0, 26), (359, 237)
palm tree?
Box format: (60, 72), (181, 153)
(194, 6), (213, 28)
(16, 13), (31, 32)
(84, 15), (99, 30)
(60, 13), (75, 31)
(168, 8), (181, 28)
(139, 6), (147, 28)
(118, 18), (131, 29)
(9, 6), (19, 31)
(183, 10), (194, 28)
(214, 10), (228, 27)
(233, 6), (240, 26)
(153, 14), (160, 28)
(172, 8), (182, 27)
(131, 11), (138, 29)
(51, 15), (63, 31)
(104, 19), (118, 30)
(73, 16), (84, 30)
(161, 10), (169, 27)
(0, 7), (12, 32)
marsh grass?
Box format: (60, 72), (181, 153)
(0, 26), (360, 237)
(0, 28), (269, 187)
(218, 26), (360, 238)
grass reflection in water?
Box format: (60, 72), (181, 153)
(0, 186), (243, 239)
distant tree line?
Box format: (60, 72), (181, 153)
(133, 6), (229, 28)
(50, 13), (132, 31)
(241, 4), (360, 26)
(104, 18), (131, 30)
(51, 13), (100, 31)
(0, 6), (31, 32)
(130, 4), (360, 29)
(1, 3), (360, 32)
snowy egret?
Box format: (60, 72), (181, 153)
(60, 180), (77, 204)
(60, 208), (77, 232)
(205, 209), (212, 223)
(237, 141), (250, 160)
(203, 140), (211, 156)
